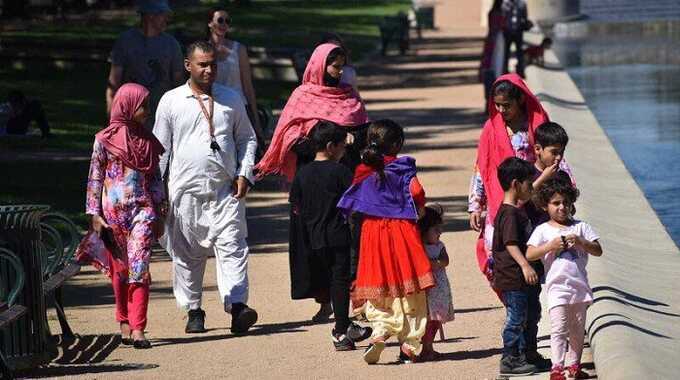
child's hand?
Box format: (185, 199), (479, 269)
(91, 215), (110, 236)
(537, 162), (559, 183)
(521, 264), (538, 285)
(547, 236), (565, 253)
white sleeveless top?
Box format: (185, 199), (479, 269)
(215, 40), (247, 104)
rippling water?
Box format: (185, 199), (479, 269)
(556, 33), (680, 248)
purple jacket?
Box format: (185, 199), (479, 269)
(337, 156), (418, 220)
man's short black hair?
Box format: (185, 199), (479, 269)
(310, 120), (347, 152)
(497, 157), (534, 191)
(186, 40), (216, 59)
(535, 121), (569, 148)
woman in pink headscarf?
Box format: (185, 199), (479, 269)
(79, 83), (166, 349)
(256, 43), (369, 181)
(256, 43), (369, 322)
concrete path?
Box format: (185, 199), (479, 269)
(29, 1), (564, 379)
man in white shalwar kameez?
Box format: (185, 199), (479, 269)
(154, 41), (259, 334)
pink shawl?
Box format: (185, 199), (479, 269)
(255, 43), (369, 181)
(95, 83), (165, 173)
(475, 73), (549, 276)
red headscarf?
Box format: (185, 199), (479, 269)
(475, 73), (549, 275)
(255, 43), (369, 181)
(95, 83), (165, 173)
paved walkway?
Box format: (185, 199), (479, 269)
(31, 1), (550, 379)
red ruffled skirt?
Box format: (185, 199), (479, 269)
(353, 216), (434, 301)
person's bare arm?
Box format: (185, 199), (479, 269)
(507, 244), (538, 285)
(106, 65), (123, 114)
(431, 245), (450, 269)
(238, 43), (264, 139)
(527, 236), (564, 261)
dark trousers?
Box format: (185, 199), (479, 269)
(524, 284), (542, 353)
(6, 100), (51, 137)
(312, 246), (351, 334)
(503, 31), (525, 76)
(501, 289), (528, 357)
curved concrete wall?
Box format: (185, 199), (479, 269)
(525, 33), (680, 379)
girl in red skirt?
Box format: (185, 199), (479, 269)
(337, 119), (434, 364)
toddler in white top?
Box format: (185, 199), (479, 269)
(527, 178), (603, 380)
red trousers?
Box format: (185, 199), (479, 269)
(112, 271), (150, 331)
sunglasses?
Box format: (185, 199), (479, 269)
(216, 16), (231, 25)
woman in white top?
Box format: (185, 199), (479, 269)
(207, 8), (264, 142)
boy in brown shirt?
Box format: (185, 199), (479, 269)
(492, 157), (538, 377)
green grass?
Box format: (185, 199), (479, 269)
(1, 0), (409, 225)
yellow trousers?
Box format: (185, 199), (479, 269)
(365, 292), (428, 354)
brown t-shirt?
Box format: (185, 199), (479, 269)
(492, 203), (532, 291)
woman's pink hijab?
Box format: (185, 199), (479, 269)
(95, 83), (164, 173)
(256, 43), (369, 181)
(475, 73), (548, 276)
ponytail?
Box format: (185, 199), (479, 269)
(360, 119), (404, 182)
(361, 141), (386, 180)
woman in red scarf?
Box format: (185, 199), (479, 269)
(79, 83), (166, 349)
(468, 73), (548, 282)
(255, 42), (369, 181)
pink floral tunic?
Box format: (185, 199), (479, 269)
(85, 140), (165, 283)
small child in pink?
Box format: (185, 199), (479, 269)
(526, 178), (603, 380)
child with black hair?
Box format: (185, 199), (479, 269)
(527, 179), (602, 380)
(521, 121), (575, 372)
(289, 120), (372, 351)
(492, 156), (539, 377)
(338, 119), (434, 364)
(418, 203), (455, 362)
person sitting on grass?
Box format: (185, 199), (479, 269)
(0, 90), (52, 138)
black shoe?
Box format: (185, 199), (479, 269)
(331, 330), (356, 351)
(312, 302), (333, 323)
(121, 337), (133, 345)
(500, 354), (537, 376)
(231, 304), (258, 334)
(526, 350), (552, 372)
(347, 322), (372, 343)
(185, 308), (207, 333)
(133, 339), (152, 349)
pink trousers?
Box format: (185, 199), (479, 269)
(112, 271), (150, 331)
(549, 302), (588, 369)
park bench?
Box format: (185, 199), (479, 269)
(0, 248), (27, 380)
(379, 12), (410, 56)
(39, 212), (81, 338)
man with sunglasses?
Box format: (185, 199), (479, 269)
(106, 0), (184, 128)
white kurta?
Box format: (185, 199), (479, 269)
(154, 82), (258, 311)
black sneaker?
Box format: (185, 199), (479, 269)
(231, 304), (258, 334)
(526, 350), (552, 372)
(312, 302), (333, 323)
(347, 322), (372, 343)
(500, 354), (537, 377)
(331, 330), (356, 351)
(185, 308), (207, 333)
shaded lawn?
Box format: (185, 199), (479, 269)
(5, 0), (410, 59)
(1, 0), (409, 222)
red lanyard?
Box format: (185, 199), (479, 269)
(191, 86), (220, 151)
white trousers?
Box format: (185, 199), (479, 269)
(162, 191), (249, 312)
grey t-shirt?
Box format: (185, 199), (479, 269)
(110, 28), (184, 120)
